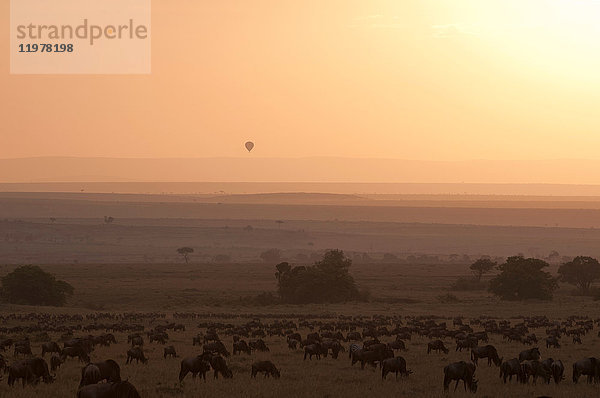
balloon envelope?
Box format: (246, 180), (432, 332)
(245, 141), (254, 152)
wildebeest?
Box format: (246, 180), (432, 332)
(192, 335), (203, 346)
(352, 348), (394, 369)
(129, 335), (144, 347)
(545, 336), (561, 349)
(0, 339), (14, 351)
(321, 339), (344, 359)
(443, 361), (477, 392)
(251, 361), (280, 378)
(456, 337), (478, 352)
(249, 339), (270, 352)
(519, 347), (541, 362)
(126, 347), (148, 364)
(233, 340), (251, 355)
(41, 342), (61, 357)
(78, 360), (121, 387)
(7, 357), (54, 387)
(179, 355), (211, 382)
(77, 381), (141, 398)
(500, 358), (524, 383)
(204, 331), (220, 343)
(471, 345), (502, 367)
(210, 355), (233, 379)
(551, 359), (564, 384)
(381, 356), (412, 380)
(61, 346), (90, 363)
(427, 340), (449, 354)
(387, 340), (406, 352)
(573, 357), (600, 383)
(14, 344), (33, 357)
(80, 364), (102, 387)
(304, 343), (326, 360)
(521, 360), (551, 384)
(203, 341), (230, 357)
(49, 354), (62, 372)
(163, 346), (177, 359)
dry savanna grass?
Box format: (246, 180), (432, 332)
(0, 262), (600, 397)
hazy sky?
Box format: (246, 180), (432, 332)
(2, 0), (600, 160)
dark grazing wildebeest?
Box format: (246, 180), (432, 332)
(61, 346), (90, 363)
(163, 346), (177, 359)
(521, 360), (551, 384)
(347, 331), (362, 341)
(79, 364), (102, 387)
(321, 339), (344, 359)
(519, 347), (541, 362)
(7, 358), (54, 387)
(287, 339), (299, 350)
(77, 381), (141, 398)
(192, 335), (202, 346)
(179, 355), (211, 382)
(249, 339), (270, 352)
(14, 344), (33, 357)
(500, 358), (524, 383)
(233, 341), (251, 355)
(251, 361), (280, 378)
(41, 342), (61, 357)
(203, 341), (230, 357)
(204, 331), (220, 343)
(428, 340), (449, 354)
(64, 338), (92, 353)
(210, 355), (233, 379)
(126, 347), (148, 364)
(129, 335), (144, 347)
(387, 340), (406, 352)
(443, 361), (477, 392)
(78, 360), (121, 388)
(573, 357), (600, 383)
(456, 338), (478, 352)
(304, 343), (326, 360)
(352, 348), (394, 369)
(551, 359), (564, 384)
(545, 336), (561, 349)
(471, 345), (502, 367)
(381, 356), (412, 380)
(0, 338), (14, 351)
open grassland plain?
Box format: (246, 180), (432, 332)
(1, 263), (600, 397)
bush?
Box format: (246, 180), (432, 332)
(489, 256), (557, 301)
(1, 265), (74, 306)
(276, 250), (363, 304)
(451, 277), (487, 291)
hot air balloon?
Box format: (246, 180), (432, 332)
(245, 141), (254, 152)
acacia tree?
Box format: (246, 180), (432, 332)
(489, 256), (557, 301)
(177, 247), (194, 263)
(470, 258), (497, 281)
(1, 265), (74, 306)
(557, 256), (600, 294)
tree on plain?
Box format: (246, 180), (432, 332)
(177, 247), (194, 263)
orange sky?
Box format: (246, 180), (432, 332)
(2, 0), (600, 161)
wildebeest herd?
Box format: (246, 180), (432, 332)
(1, 312), (600, 396)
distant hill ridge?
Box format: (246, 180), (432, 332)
(4, 156), (600, 186)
